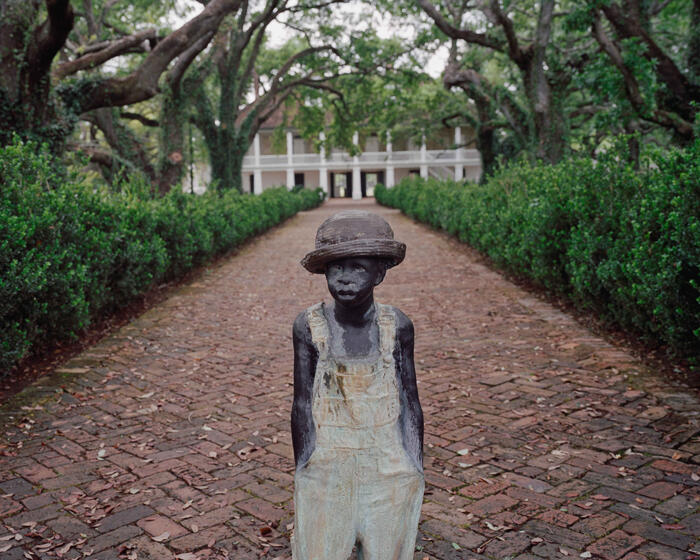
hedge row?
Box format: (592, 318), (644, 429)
(0, 140), (324, 374)
(376, 141), (700, 362)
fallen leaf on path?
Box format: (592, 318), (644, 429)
(152, 532), (169, 542)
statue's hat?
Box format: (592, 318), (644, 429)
(301, 210), (406, 274)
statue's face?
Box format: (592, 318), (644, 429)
(325, 257), (385, 307)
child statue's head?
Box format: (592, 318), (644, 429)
(301, 211), (406, 307)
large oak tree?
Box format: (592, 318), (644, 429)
(0, 0), (243, 153)
(173, 0), (350, 193)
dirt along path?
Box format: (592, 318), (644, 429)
(1, 198), (698, 560)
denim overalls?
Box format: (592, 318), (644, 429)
(293, 302), (424, 560)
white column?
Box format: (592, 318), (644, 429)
(352, 131), (361, 200)
(319, 132), (328, 195)
(454, 126), (464, 181)
(286, 130), (294, 189)
(253, 133), (263, 194)
(386, 130), (395, 188)
(420, 135), (428, 179)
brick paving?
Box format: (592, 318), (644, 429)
(1, 198), (699, 560)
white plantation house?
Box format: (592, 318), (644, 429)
(239, 111), (482, 198)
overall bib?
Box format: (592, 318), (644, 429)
(293, 302), (424, 560)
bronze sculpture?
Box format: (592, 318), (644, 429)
(292, 210), (424, 560)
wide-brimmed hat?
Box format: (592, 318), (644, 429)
(301, 210), (406, 274)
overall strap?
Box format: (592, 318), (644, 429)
(376, 303), (396, 359)
(306, 303), (330, 362)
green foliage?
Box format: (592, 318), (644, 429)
(376, 140), (700, 362)
(291, 34), (466, 154)
(0, 140), (324, 375)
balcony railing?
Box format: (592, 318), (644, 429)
(242, 149), (480, 171)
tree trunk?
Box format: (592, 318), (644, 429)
(156, 32), (216, 195)
(522, 0), (566, 163)
(690, 0), (700, 85)
(0, 0), (74, 149)
(474, 112), (498, 179)
(522, 63), (566, 163)
(90, 108), (157, 184)
(443, 62), (526, 174)
(209, 131), (247, 192)
(158, 91), (187, 195)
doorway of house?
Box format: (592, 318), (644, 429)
(329, 171), (386, 198)
(330, 172), (353, 198)
(360, 171), (384, 197)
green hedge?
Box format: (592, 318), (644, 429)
(376, 142), (700, 362)
(0, 140), (324, 374)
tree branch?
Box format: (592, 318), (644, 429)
(66, 140), (116, 170)
(592, 12), (645, 109)
(649, 0), (674, 16)
(600, 1), (699, 117)
(167, 30), (216, 88)
(592, 11), (694, 138)
(229, 0), (283, 108)
(82, 0), (98, 36)
(443, 61), (529, 143)
(119, 111), (159, 127)
(99, 0), (121, 33)
(85, 108), (157, 181)
(54, 29), (157, 78)
(74, 0), (244, 113)
(487, 0), (526, 65)
(268, 46), (340, 95)
(286, 0), (348, 12)
(416, 0), (504, 51)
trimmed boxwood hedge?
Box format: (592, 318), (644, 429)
(0, 140), (324, 374)
(376, 141), (700, 363)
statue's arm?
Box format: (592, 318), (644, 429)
(394, 309), (424, 473)
(291, 311), (318, 470)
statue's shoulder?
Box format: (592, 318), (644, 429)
(293, 307), (312, 339)
(293, 303), (324, 343)
(381, 304), (414, 338)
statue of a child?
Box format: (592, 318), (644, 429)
(292, 210), (424, 560)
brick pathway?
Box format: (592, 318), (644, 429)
(1, 199), (699, 560)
